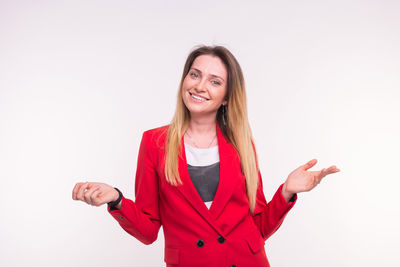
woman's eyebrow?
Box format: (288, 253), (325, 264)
(191, 68), (225, 82)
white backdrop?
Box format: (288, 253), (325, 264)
(1, 0), (399, 266)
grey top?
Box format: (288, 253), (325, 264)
(185, 143), (220, 209)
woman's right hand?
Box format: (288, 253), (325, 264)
(72, 182), (120, 207)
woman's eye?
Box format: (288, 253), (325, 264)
(212, 80), (221, 85)
(190, 72), (198, 78)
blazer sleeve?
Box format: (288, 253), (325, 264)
(251, 170), (297, 241)
(107, 130), (161, 245)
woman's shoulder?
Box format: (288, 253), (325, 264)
(142, 124), (170, 145)
(144, 124), (170, 136)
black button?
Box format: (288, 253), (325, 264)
(230, 265), (236, 267)
(196, 239), (204, 248)
(217, 235), (226, 244)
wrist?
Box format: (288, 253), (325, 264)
(108, 187), (123, 208)
(282, 183), (295, 203)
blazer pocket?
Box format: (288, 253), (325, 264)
(245, 229), (265, 254)
(164, 247), (180, 265)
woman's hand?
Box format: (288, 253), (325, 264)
(72, 182), (120, 207)
(283, 159), (340, 195)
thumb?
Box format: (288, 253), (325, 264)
(302, 159), (317, 171)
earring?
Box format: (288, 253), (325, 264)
(222, 105), (227, 126)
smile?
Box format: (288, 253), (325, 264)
(189, 92), (209, 102)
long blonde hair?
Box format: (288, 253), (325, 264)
(164, 45), (260, 213)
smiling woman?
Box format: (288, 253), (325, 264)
(72, 44), (340, 267)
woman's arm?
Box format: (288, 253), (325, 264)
(252, 158), (340, 240)
(107, 130), (161, 245)
(251, 171), (297, 241)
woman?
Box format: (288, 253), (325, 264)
(72, 45), (340, 267)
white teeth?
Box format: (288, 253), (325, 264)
(191, 93), (207, 101)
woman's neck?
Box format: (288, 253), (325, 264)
(184, 117), (217, 148)
(187, 119), (216, 135)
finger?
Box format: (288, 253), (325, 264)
(77, 182), (89, 201)
(302, 159), (317, 171)
(72, 183), (78, 200)
(86, 183), (97, 190)
(72, 182), (84, 200)
(89, 186), (101, 205)
(325, 166), (341, 174)
(317, 166), (340, 184)
(84, 185), (100, 205)
(331, 166), (340, 172)
(90, 187), (102, 206)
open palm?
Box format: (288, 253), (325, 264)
(284, 159), (340, 194)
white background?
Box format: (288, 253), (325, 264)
(1, 0), (399, 266)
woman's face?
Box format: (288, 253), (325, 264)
(181, 54), (228, 119)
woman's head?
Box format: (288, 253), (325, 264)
(181, 54), (228, 121)
(165, 45), (259, 213)
(176, 45), (248, 136)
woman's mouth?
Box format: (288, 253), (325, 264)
(189, 92), (209, 102)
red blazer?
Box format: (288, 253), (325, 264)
(108, 123), (297, 267)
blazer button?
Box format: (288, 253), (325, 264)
(217, 235), (226, 244)
(230, 265), (236, 267)
(196, 239), (205, 248)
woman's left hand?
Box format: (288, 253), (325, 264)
(283, 159), (340, 195)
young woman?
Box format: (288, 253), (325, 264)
(72, 45), (340, 267)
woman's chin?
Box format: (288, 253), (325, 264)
(187, 109), (219, 119)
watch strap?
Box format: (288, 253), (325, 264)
(107, 187), (123, 207)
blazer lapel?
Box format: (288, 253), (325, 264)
(209, 124), (243, 219)
(176, 123), (244, 232)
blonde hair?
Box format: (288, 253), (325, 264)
(164, 45), (260, 213)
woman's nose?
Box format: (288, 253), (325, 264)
(195, 78), (207, 92)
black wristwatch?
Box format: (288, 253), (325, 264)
(107, 187), (123, 207)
